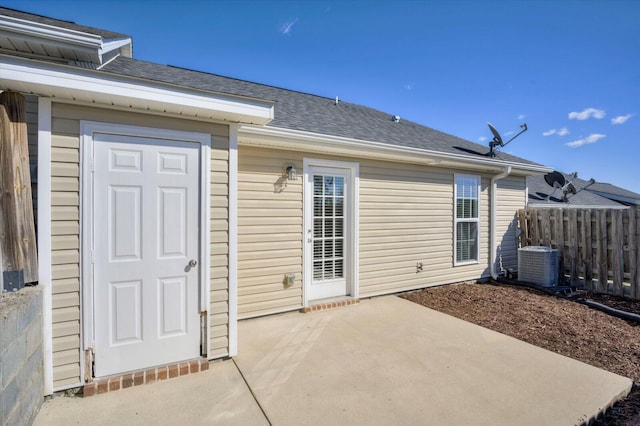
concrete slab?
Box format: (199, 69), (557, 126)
(235, 296), (632, 426)
(33, 359), (268, 426)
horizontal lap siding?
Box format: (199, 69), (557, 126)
(496, 176), (526, 271)
(210, 135), (229, 357)
(236, 146), (507, 317)
(358, 162), (490, 297)
(50, 115), (81, 389)
(49, 104), (230, 388)
(237, 147), (303, 318)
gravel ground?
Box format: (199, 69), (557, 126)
(401, 282), (640, 425)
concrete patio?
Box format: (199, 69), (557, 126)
(34, 296), (632, 425)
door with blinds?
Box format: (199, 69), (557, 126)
(304, 163), (356, 301)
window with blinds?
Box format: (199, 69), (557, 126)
(454, 175), (480, 264)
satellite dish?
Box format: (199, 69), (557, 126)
(488, 122), (503, 146)
(486, 122), (527, 157)
(543, 171), (566, 189)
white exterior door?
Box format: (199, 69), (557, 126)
(92, 133), (200, 377)
(304, 162), (357, 302)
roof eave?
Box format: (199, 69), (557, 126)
(238, 124), (551, 174)
(0, 54), (274, 125)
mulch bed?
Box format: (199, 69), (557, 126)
(401, 282), (640, 426)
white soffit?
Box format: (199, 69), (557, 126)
(0, 14), (105, 63)
(0, 55), (274, 125)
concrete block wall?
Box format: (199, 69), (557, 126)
(0, 286), (44, 426)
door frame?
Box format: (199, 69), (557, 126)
(303, 158), (359, 307)
(80, 121), (211, 379)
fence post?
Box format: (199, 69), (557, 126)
(611, 210), (624, 296)
(568, 209), (579, 287)
(554, 209), (565, 283)
(518, 209), (528, 247)
(595, 210), (608, 293)
(530, 209), (539, 246)
(0, 91), (39, 289)
(581, 209), (593, 291)
(631, 208), (640, 299)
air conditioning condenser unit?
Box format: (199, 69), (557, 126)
(518, 246), (558, 287)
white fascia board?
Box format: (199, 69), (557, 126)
(0, 15), (102, 49)
(99, 38), (132, 59)
(0, 55), (274, 124)
(238, 125), (552, 175)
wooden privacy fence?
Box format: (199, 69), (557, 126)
(518, 208), (640, 300)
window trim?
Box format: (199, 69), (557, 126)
(454, 173), (481, 266)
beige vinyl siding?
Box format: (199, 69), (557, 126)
(49, 104), (230, 387)
(237, 148), (303, 318)
(358, 164), (490, 297)
(495, 176), (526, 271)
(237, 146), (524, 317)
(210, 135), (229, 357)
(50, 116), (81, 389)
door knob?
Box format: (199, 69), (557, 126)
(188, 259), (198, 267)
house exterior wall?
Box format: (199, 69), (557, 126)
(48, 103), (230, 389)
(495, 176), (527, 271)
(237, 145), (525, 318)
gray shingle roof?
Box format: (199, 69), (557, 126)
(1, 6), (543, 167)
(527, 173), (624, 208)
(588, 182), (640, 200)
(100, 57), (540, 166)
(0, 7), (130, 40)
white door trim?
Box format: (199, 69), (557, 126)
(80, 121), (211, 374)
(37, 97), (54, 394)
(303, 158), (359, 307)
(227, 125), (239, 356)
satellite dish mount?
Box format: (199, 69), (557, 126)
(487, 122), (528, 157)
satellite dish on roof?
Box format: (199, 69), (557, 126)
(544, 171), (566, 189)
(486, 122), (528, 157)
(488, 122), (503, 146)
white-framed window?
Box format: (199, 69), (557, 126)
(454, 174), (480, 265)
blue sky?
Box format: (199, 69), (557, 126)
(5, 0), (639, 192)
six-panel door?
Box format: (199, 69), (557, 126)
(93, 133), (200, 377)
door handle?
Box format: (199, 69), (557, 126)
(188, 259), (198, 267)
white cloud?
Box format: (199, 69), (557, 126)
(504, 130), (515, 136)
(517, 114), (525, 120)
(404, 83), (414, 91)
(568, 108), (606, 120)
(280, 18), (299, 35)
(478, 136), (487, 142)
(543, 127), (569, 137)
(566, 133), (606, 148)
(611, 114), (632, 125)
